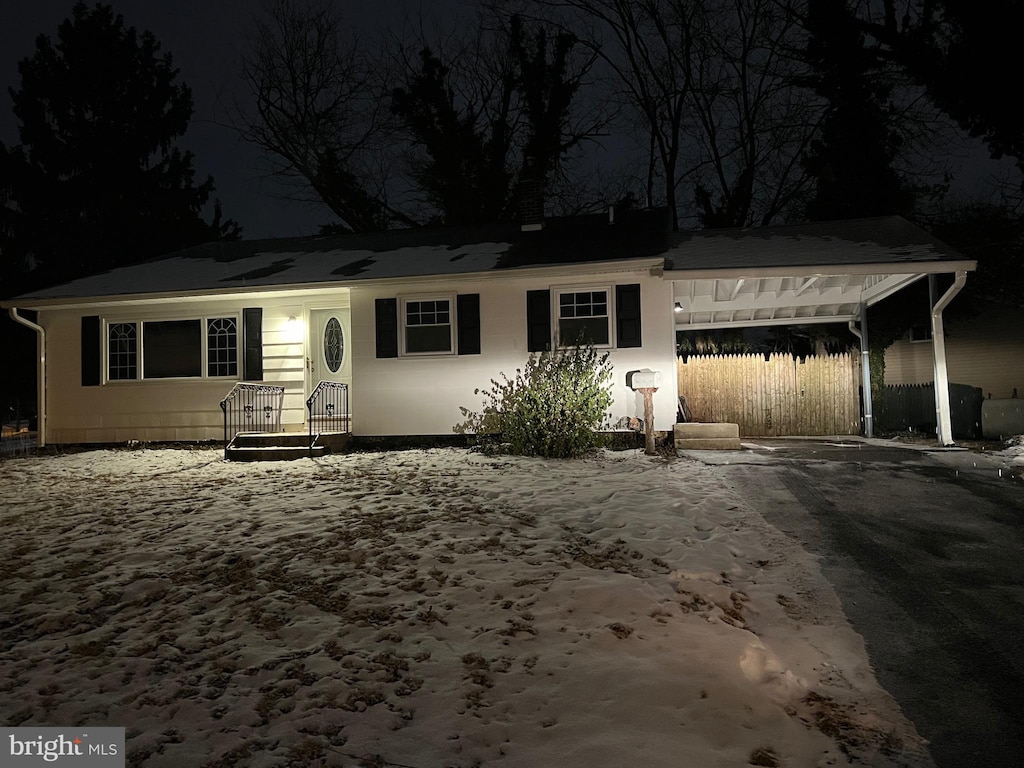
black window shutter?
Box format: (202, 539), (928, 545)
(457, 294), (481, 355)
(526, 289), (551, 352)
(375, 298), (399, 358)
(242, 308), (263, 381)
(81, 315), (100, 386)
(616, 284), (642, 348)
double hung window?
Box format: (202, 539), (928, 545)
(556, 288), (611, 346)
(401, 297), (454, 355)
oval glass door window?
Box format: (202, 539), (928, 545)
(324, 317), (344, 373)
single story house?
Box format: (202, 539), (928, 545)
(2, 210), (975, 447)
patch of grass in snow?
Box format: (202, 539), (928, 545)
(340, 687), (387, 712)
(4, 707), (33, 727)
(199, 743), (254, 768)
(748, 745), (781, 766)
(255, 682), (299, 723)
(560, 532), (648, 574)
(717, 590), (751, 629)
(283, 738), (327, 765)
(801, 690), (903, 757)
(678, 590), (714, 614)
(461, 653), (494, 689)
(68, 640), (107, 657)
(608, 622), (633, 638)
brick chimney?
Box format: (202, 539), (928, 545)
(518, 155), (544, 231)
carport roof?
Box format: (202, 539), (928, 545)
(665, 216), (976, 330)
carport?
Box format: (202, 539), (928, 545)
(663, 217), (976, 445)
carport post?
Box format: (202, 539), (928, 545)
(930, 272), (968, 446)
(857, 302), (873, 438)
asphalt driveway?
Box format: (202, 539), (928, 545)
(690, 438), (1024, 768)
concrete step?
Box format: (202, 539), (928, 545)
(674, 422), (741, 450)
(226, 444), (327, 462)
(225, 431), (351, 461)
(232, 432), (312, 448)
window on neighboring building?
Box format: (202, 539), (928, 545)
(402, 297), (454, 354)
(556, 288), (610, 346)
(908, 324), (932, 343)
(106, 316), (240, 381)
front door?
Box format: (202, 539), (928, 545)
(309, 308), (351, 386)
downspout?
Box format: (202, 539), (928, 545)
(930, 271), (968, 446)
(848, 302), (873, 438)
(8, 307), (45, 448)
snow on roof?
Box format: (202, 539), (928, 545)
(666, 215), (969, 271)
(5, 212), (971, 305)
(8, 209), (671, 304)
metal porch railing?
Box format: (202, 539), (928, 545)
(307, 381), (350, 456)
(220, 383), (286, 458)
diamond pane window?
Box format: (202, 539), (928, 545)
(324, 317), (344, 372)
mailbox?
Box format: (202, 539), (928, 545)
(627, 369), (663, 390)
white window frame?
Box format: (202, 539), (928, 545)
(552, 285), (614, 349)
(908, 323), (932, 343)
(399, 294), (456, 357)
(102, 314), (241, 383)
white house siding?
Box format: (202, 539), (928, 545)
(349, 268), (678, 436)
(41, 295), (309, 444)
(884, 307), (1024, 399)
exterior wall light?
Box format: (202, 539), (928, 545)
(285, 315), (304, 342)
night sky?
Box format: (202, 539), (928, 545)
(0, 0), (1012, 241)
(0, 0), (452, 240)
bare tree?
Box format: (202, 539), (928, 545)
(534, 0), (695, 230)
(239, 0), (414, 231)
(685, 0), (821, 227)
(534, 0), (823, 229)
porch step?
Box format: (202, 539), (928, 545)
(674, 422), (742, 450)
(227, 445), (328, 461)
(225, 431), (351, 461)
(232, 432), (313, 448)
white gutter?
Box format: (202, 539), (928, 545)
(663, 260), (976, 281)
(848, 308), (873, 438)
(8, 307), (45, 448)
(930, 271), (968, 446)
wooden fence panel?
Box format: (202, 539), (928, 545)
(677, 353), (861, 436)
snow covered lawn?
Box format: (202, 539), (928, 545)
(0, 447), (930, 767)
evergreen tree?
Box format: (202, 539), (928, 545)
(0, 2), (238, 289)
(391, 16), (594, 226)
(391, 47), (513, 225)
(861, 0), (1024, 181)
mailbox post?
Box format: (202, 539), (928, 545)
(627, 369), (662, 456)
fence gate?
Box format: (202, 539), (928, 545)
(676, 353), (861, 436)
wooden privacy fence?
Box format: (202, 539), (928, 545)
(677, 353), (861, 436)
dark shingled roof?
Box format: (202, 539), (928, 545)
(666, 215), (966, 271)
(3, 212), (971, 306)
(7, 208), (671, 303)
